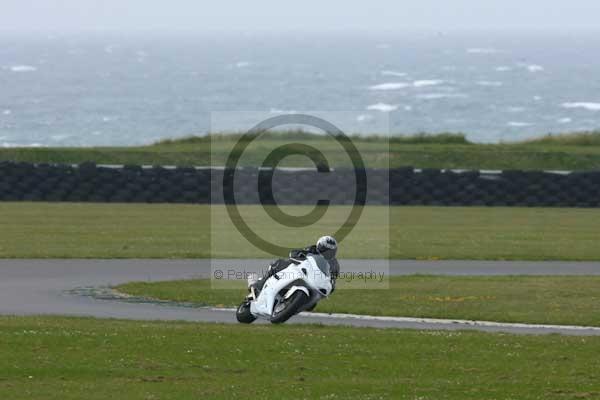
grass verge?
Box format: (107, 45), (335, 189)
(1, 203), (599, 260)
(116, 276), (600, 327)
(3, 131), (600, 170)
(1, 316), (600, 399)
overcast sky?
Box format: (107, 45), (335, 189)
(2, 0), (600, 33)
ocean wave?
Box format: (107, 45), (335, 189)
(507, 121), (533, 127)
(366, 103), (398, 112)
(381, 70), (407, 77)
(2, 142), (45, 148)
(413, 80), (444, 87)
(104, 45), (118, 54)
(369, 82), (410, 90)
(526, 64), (544, 72)
(356, 114), (374, 122)
(416, 93), (467, 100)
(8, 65), (37, 72)
(476, 81), (503, 87)
(562, 102), (600, 111)
(467, 48), (500, 54)
(226, 61), (252, 70)
(135, 50), (148, 63)
(516, 63), (544, 72)
(369, 80), (444, 90)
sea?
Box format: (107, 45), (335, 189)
(1, 30), (600, 147)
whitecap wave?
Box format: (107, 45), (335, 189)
(557, 117), (572, 123)
(381, 70), (407, 77)
(507, 121), (533, 127)
(369, 82), (410, 90)
(135, 50), (148, 63)
(476, 81), (503, 87)
(2, 142), (45, 148)
(366, 103), (398, 112)
(467, 48), (500, 54)
(2, 109), (11, 115)
(9, 65), (37, 72)
(356, 114), (374, 122)
(507, 106), (526, 113)
(269, 108), (297, 114)
(416, 93), (466, 100)
(370, 80), (445, 90)
(413, 80), (444, 87)
(495, 66), (512, 72)
(533, 96), (542, 101)
(527, 64), (544, 72)
(235, 61), (251, 68)
(562, 102), (600, 111)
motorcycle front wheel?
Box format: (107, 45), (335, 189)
(236, 300), (257, 324)
(270, 291), (309, 324)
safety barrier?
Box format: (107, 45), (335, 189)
(0, 161), (599, 207)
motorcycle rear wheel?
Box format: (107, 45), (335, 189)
(236, 300), (257, 324)
(270, 291), (309, 324)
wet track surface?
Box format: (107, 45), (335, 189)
(2, 259), (600, 336)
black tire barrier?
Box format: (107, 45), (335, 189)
(1, 162), (600, 206)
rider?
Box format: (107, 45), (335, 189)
(249, 235), (340, 295)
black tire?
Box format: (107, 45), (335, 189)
(305, 303), (317, 312)
(270, 291), (309, 324)
(236, 301), (256, 324)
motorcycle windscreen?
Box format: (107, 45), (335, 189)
(311, 255), (331, 277)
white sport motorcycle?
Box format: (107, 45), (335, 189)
(236, 254), (333, 324)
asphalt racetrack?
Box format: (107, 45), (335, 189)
(2, 259), (600, 336)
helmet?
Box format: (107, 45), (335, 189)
(316, 236), (337, 260)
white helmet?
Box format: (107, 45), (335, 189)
(316, 236), (337, 260)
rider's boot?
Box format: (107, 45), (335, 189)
(248, 277), (267, 299)
(247, 272), (267, 300)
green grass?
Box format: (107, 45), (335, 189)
(116, 276), (600, 327)
(1, 316), (600, 399)
(1, 203), (599, 260)
(524, 131), (600, 146)
(4, 131), (600, 170)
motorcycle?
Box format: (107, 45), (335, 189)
(236, 254), (333, 324)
